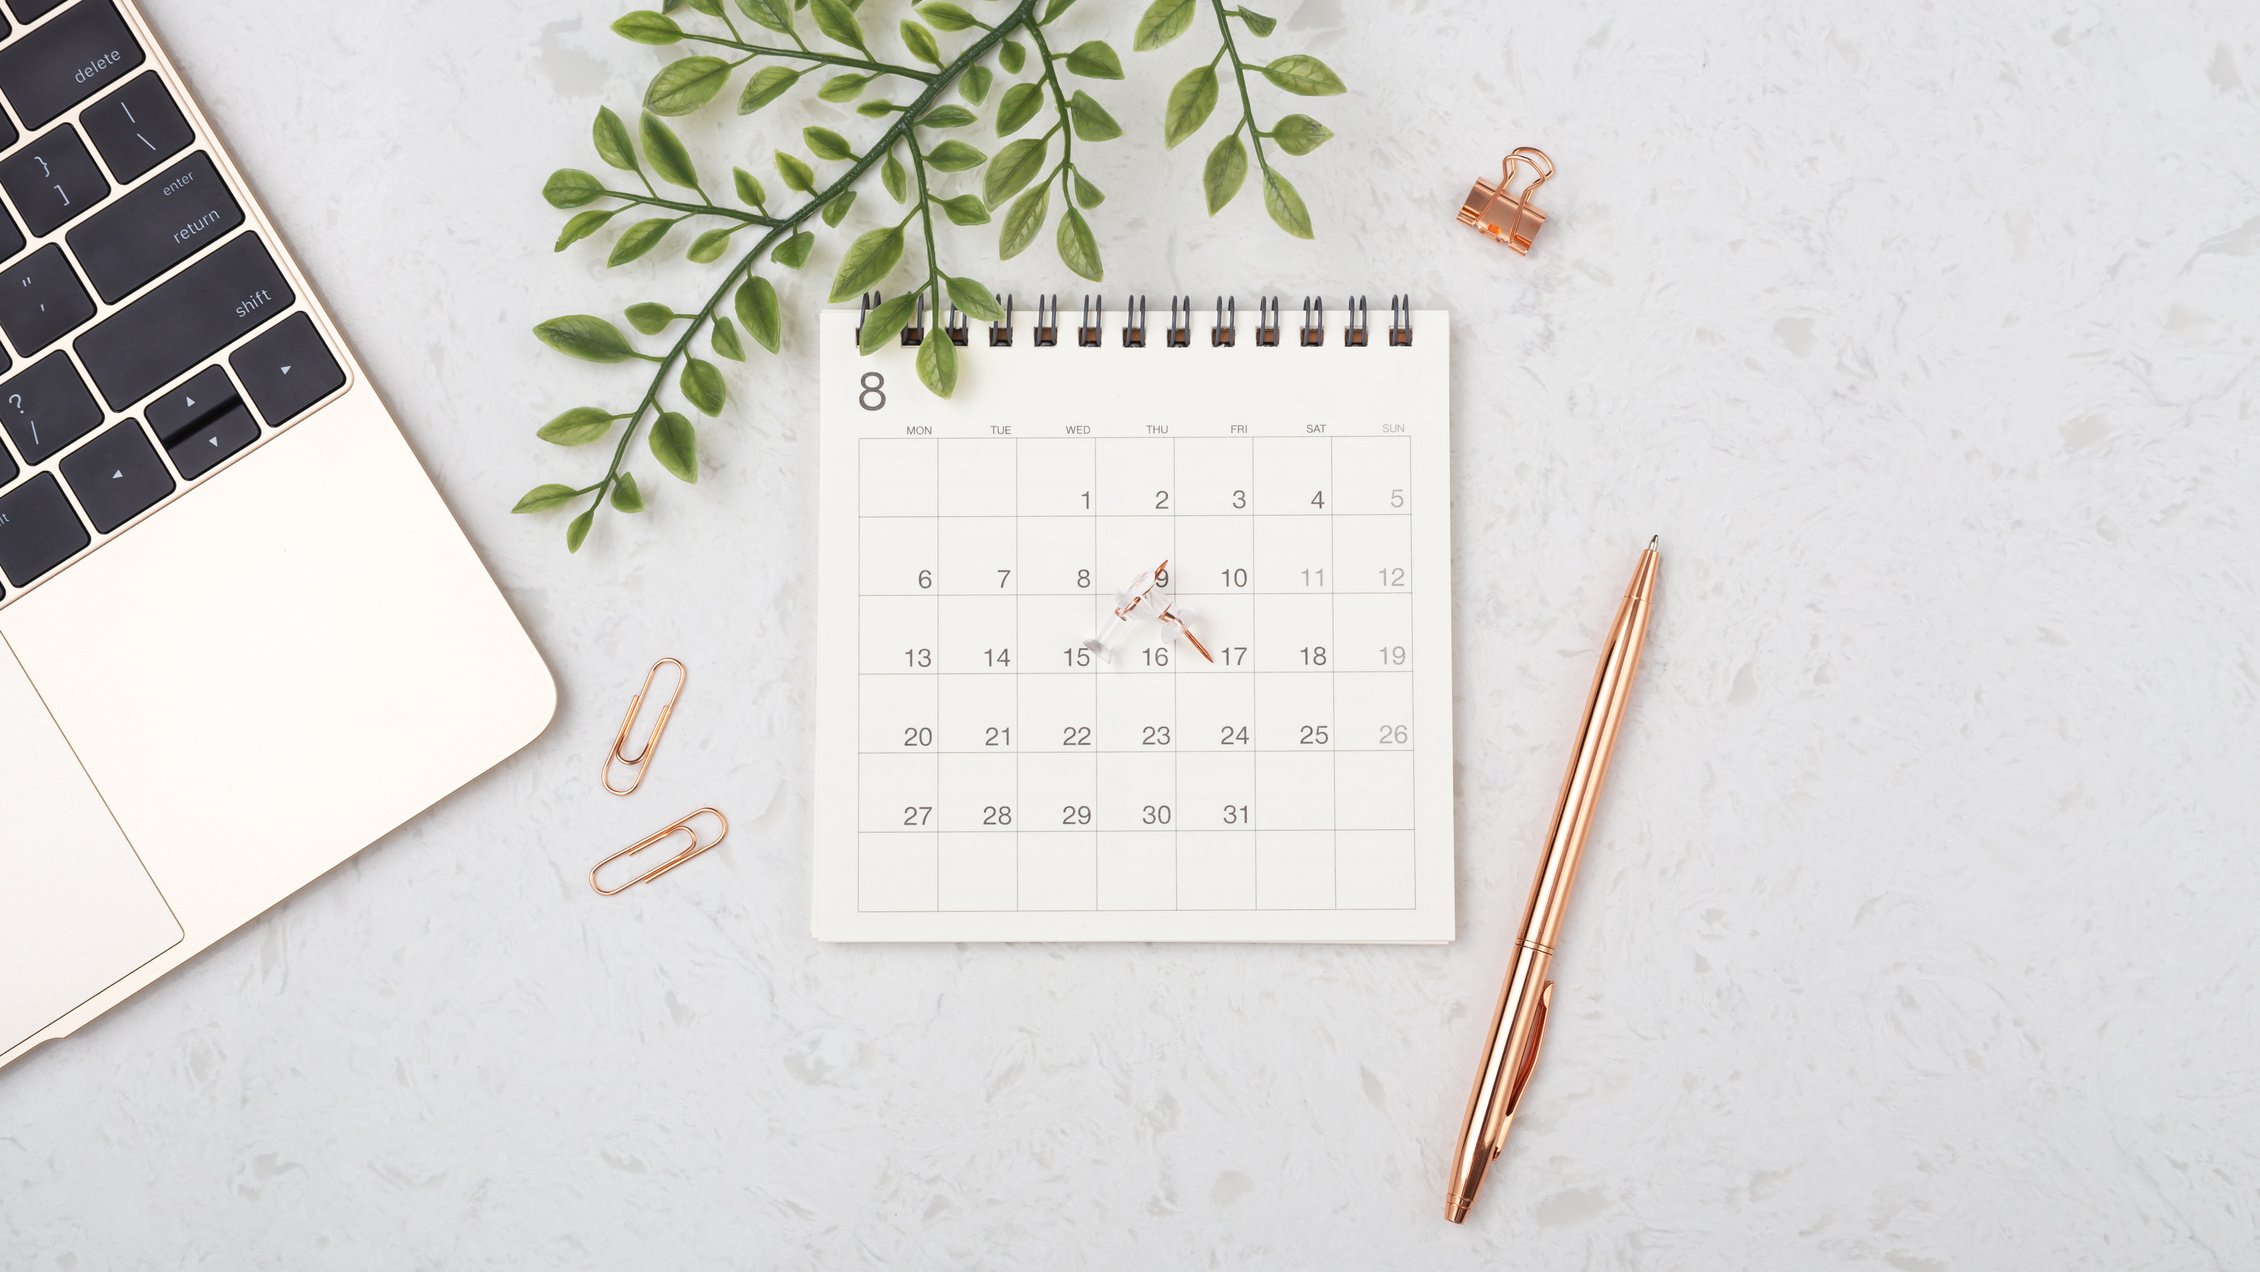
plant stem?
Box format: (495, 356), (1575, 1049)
(602, 188), (777, 226)
(1025, 22), (1076, 199)
(574, 0), (1043, 534)
(906, 132), (944, 320)
(681, 32), (936, 82)
(1210, 0), (1272, 181)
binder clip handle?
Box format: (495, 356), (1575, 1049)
(1458, 146), (1555, 255)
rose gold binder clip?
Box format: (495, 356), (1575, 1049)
(1457, 147), (1554, 254)
(602, 657), (686, 797)
(589, 808), (729, 896)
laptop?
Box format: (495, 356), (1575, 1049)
(0, 0), (554, 1073)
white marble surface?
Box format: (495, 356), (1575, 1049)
(6, 0), (2259, 1266)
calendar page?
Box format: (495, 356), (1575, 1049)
(812, 304), (1453, 942)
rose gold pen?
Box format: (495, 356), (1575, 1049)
(1445, 538), (1659, 1224)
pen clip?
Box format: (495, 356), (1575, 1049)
(1498, 981), (1554, 1139)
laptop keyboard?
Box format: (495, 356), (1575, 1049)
(0, 0), (348, 602)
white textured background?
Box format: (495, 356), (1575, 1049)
(5, 0), (2258, 1267)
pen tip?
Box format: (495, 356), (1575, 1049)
(1647, 535), (1660, 550)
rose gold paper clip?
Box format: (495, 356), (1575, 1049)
(1457, 147), (1554, 254)
(603, 657), (686, 797)
(589, 807), (730, 896)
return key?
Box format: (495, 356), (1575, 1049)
(67, 152), (242, 304)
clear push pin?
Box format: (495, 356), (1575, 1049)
(1083, 559), (1168, 661)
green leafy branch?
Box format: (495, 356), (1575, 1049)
(1134, 0), (1342, 235)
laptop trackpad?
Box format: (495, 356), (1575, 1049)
(0, 641), (182, 1053)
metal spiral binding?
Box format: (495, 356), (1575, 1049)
(1212, 296), (1237, 346)
(988, 295), (1015, 346)
(1344, 296), (1370, 347)
(863, 293), (1406, 350)
(942, 303), (968, 346)
(1033, 294), (1060, 346)
(900, 293), (927, 346)
(1167, 296), (1193, 347)
(1077, 295), (1104, 347)
(1299, 296), (1325, 346)
(1389, 295), (1414, 346)
(1254, 296), (1282, 346)
(1121, 296), (1148, 347)
(855, 290), (877, 345)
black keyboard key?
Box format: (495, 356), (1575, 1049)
(0, 245), (96, 356)
(0, 437), (15, 487)
(147, 365), (256, 479)
(0, 1), (145, 130)
(5, 0), (70, 23)
(60, 418), (171, 533)
(232, 313), (343, 427)
(0, 124), (109, 237)
(68, 152), (239, 303)
(75, 233), (292, 410)
(81, 72), (193, 185)
(0, 350), (102, 464)
(0, 471), (89, 587)
(0, 206), (22, 272)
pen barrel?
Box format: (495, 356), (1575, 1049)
(1447, 942), (1553, 1212)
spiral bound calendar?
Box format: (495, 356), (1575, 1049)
(813, 298), (1453, 942)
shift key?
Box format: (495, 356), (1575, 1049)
(74, 233), (292, 411)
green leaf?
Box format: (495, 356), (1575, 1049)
(822, 190), (858, 226)
(682, 0), (722, 16)
(736, 276), (783, 352)
(804, 126), (854, 162)
(645, 56), (732, 115)
(640, 113), (699, 189)
(1066, 90), (1122, 141)
(542, 168), (603, 208)
(920, 104), (976, 128)
(960, 64), (993, 105)
(592, 107), (638, 173)
(916, 325), (958, 397)
(882, 152), (908, 202)
(1270, 113), (1333, 155)
(711, 316), (746, 361)
(1163, 66), (1217, 147)
(900, 20), (941, 67)
(946, 275), (1005, 322)
(926, 140), (986, 172)
(687, 225), (736, 263)
(1202, 132), (1247, 213)
(1262, 168), (1314, 238)
(809, 0), (870, 54)
(939, 193), (990, 225)
(818, 72), (872, 102)
(612, 11), (682, 44)
(917, 2), (977, 31)
(775, 150), (817, 194)
(610, 471), (645, 513)
(995, 82), (1043, 136)
(680, 358), (726, 415)
(650, 411), (699, 482)
(734, 166), (766, 206)
(856, 100), (899, 119)
(554, 208), (619, 251)
(1072, 172), (1105, 207)
(1133, 0), (1195, 50)
(1041, 0), (1079, 21)
(1056, 206), (1102, 281)
(998, 185), (1048, 259)
(626, 302), (674, 334)
(827, 225), (905, 302)
(1260, 54), (1347, 96)
(774, 230), (814, 268)
(1236, 6), (1277, 36)
(1064, 40), (1123, 79)
(857, 293), (916, 354)
(608, 217), (674, 266)
(538, 406), (617, 445)
(734, 0), (794, 35)
(999, 39), (1025, 74)
(566, 508), (595, 552)
(513, 483), (580, 513)
(984, 136), (1047, 204)
(536, 315), (638, 363)
(740, 66), (801, 113)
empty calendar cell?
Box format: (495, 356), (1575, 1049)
(1095, 672), (1175, 752)
(1016, 832), (1098, 909)
(1093, 516), (1174, 602)
(1022, 598), (1104, 675)
(1255, 752), (1335, 830)
(938, 516), (1018, 595)
(1176, 831), (1257, 909)
(860, 519), (940, 596)
(1252, 515), (1334, 593)
(1094, 437), (1176, 516)
(1019, 752), (1098, 828)
(1333, 594), (1413, 672)
(1095, 751), (1175, 832)
(860, 597), (939, 676)
(1251, 599), (1335, 674)
(1015, 438), (1099, 515)
(1333, 515), (1412, 595)
(938, 596), (1018, 674)
(859, 676), (940, 754)
(1019, 673), (1098, 751)
(858, 752), (938, 832)
(1175, 751), (1256, 829)
(1168, 515), (1255, 598)
(938, 675), (1018, 753)
(1256, 831), (1336, 909)
(859, 832), (938, 911)
(1334, 752), (1414, 830)
(1176, 669), (1255, 754)
(1336, 671), (1414, 751)
(1252, 438), (1333, 516)
(1174, 437), (1255, 515)
(859, 438), (937, 516)
(938, 833), (1018, 910)
(1330, 438), (1413, 514)
(1335, 831), (1415, 909)
(1098, 832), (1176, 910)
(938, 439), (1018, 516)
(938, 752), (1017, 832)
(1016, 517), (1098, 597)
